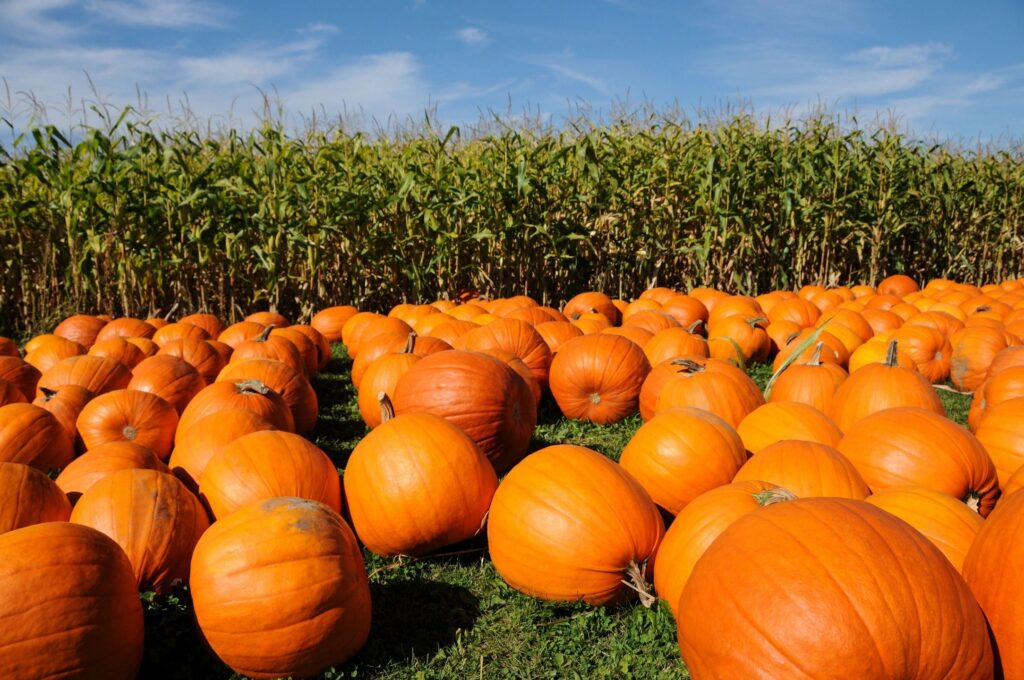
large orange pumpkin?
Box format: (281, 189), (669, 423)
(736, 401), (843, 453)
(176, 378), (295, 436)
(678, 498), (993, 679)
(345, 404), (497, 556)
(0, 522), (144, 679)
(53, 314), (108, 347)
(653, 358), (765, 428)
(549, 334), (651, 424)
(0, 462), (72, 533)
(229, 325), (305, 374)
(350, 331), (449, 388)
(488, 445), (664, 606)
(563, 291), (621, 325)
(157, 337), (227, 384)
(167, 408), (275, 491)
(963, 489), (1024, 679)
(56, 441), (168, 502)
(33, 384), (93, 448)
(198, 430), (341, 519)
(652, 480), (794, 617)
(88, 337), (148, 369)
(24, 335), (85, 373)
(37, 354), (132, 397)
(767, 343), (848, 412)
(127, 354), (205, 415)
(950, 326), (1008, 391)
(838, 407), (999, 515)
(0, 403), (74, 471)
(190, 498), (371, 678)
(975, 396), (1024, 488)
(455, 318), (552, 387)
(828, 340), (944, 431)
(392, 350), (536, 472)
(733, 440), (870, 499)
(77, 389), (178, 460)
(866, 486), (983, 573)
(968, 365), (1024, 430)
(643, 325), (709, 367)
(619, 407), (747, 515)
(217, 358), (318, 435)
(0, 356), (41, 401)
(217, 321), (266, 350)
(70, 468), (209, 593)
(178, 312), (225, 339)
(95, 317), (156, 343)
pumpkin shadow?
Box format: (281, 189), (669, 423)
(310, 352), (368, 469)
(355, 578), (481, 668)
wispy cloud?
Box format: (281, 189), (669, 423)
(523, 51), (611, 95)
(84, 0), (230, 29)
(0, 0), (80, 39)
(454, 27), (489, 46)
(179, 39), (321, 86)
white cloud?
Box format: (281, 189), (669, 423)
(0, 0), (79, 39)
(84, 0), (230, 28)
(543, 62), (608, 94)
(179, 39), (321, 86)
(455, 27), (489, 45)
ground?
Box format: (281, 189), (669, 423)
(138, 347), (972, 679)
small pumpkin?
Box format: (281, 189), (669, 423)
(76, 389), (179, 460)
(768, 342), (848, 412)
(653, 358), (765, 428)
(549, 334), (651, 424)
(356, 338), (422, 428)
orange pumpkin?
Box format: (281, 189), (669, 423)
(190, 498), (371, 679)
(563, 291), (621, 325)
(176, 378), (295, 436)
(178, 313), (226, 339)
(643, 326), (709, 367)
(975, 396), (1024, 488)
(878, 274), (920, 296)
(0, 461), (72, 533)
(866, 487), (984, 573)
(37, 354), (132, 397)
(652, 480), (794, 617)
(549, 334), (651, 424)
(455, 318), (552, 388)
(33, 384), (93, 448)
(216, 358), (317, 435)
(0, 403), (74, 471)
(0, 356), (42, 401)
(488, 445), (664, 606)
(678, 498), (993, 679)
(968, 366), (1024, 430)
(88, 337), (148, 369)
(167, 409), (275, 491)
(838, 407), (999, 515)
(198, 430), (341, 519)
(53, 314), (108, 347)
(654, 358), (765, 428)
(659, 294), (709, 327)
(245, 311), (289, 327)
(619, 407), (747, 514)
(56, 441), (168, 502)
(768, 343), (849, 413)
(350, 331), (449, 388)
(152, 322), (210, 347)
(229, 325), (306, 375)
(217, 321), (267, 350)
(345, 403), (497, 556)
(70, 468), (209, 593)
(736, 401), (843, 452)
(127, 354), (205, 415)
(733, 440), (870, 499)
(94, 317), (156, 343)
(24, 335), (85, 373)
(894, 324), (952, 382)
(311, 305), (359, 342)
(76, 389), (178, 460)
(157, 337), (227, 384)
(392, 350), (536, 472)
(0, 522), (144, 680)
(950, 326), (1008, 391)
(357, 339), (423, 428)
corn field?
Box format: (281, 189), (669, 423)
(1, 107), (1022, 335)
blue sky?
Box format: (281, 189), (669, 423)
(0, 0), (1021, 140)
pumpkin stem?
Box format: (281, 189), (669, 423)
(401, 332), (417, 354)
(753, 487), (797, 506)
(236, 379), (272, 396)
(685, 320), (704, 334)
(378, 392), (396, 424)
(746, 316), (769, 328)
(38, 387), (57, 401)
(122, 425), (138, 441)
(807, 342), (825, 367)
(884, 339), (899, 367)
(621, 559), (657, 608)
(672, 358), (706, 374)
(253, 325), (276, 342)
(964, 492), (982, 514)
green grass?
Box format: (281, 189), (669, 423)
(139, 347), (974, 679)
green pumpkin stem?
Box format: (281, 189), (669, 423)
(253, 324), (276, 342)
(753, 487), (798, 506)
(884, 339), (900, 367)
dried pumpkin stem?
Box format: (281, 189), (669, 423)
(377, 392), (396, 424)
(884, 339), (899, 367)
(753, 487), (797, 506)
(253, 324), (276, 342)
(621, 559), (657, 608)
(807, 342), (825, 367)
(401, 332), (417, 354)
(236, 379), (271, 395)
(685, 320), (704, 334)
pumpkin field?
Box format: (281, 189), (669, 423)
(2, 275), (1024, 678)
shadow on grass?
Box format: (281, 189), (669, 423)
(354, 578), (482, 670)
(311, 350), (368, 469)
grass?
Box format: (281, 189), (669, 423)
(139, 346), (974, 679)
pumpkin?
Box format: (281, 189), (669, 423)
(828, 340), (944, 431)
(878, 273), (920, 296)
(217, 321), (266, 349)
(351, 331), (449, 388)
(190, 498), (371, 678)
(654, 358), (765, 428)
(736, 401), (843, 452)
(549, 334), (651, 424)
(563, 291), (621, 325)
(198, 430), (341, 519)
(963, 489), (1024, 679)
(24, 335), (84, 373)
(772, 328), (849, 370)
(447, 303), (488, 322)
(708, 315), (771, 364)
(392, 350), (536, 472)
(987, 345), (1024, 376)
(356, 340), (423, 428)
(37, 354), (132, 397)
(428, 319), (478, 346)
(0, 522), (144, 680)
(127, 336), (160, 358)
(768, 343), (848, 412)
(622, 310), (679, 335)
(484, 349), (543, 405)
(157, 337), (226, 383)
(229, 325), (306, 375)
(488, 444), (664, 606)
(167, 409), (275, 490)
(866, 487), (984, 573)
(0, 403), (74, 471)
(975, 396), (1024, 488)
(76, 389), (178, 460)
(53, 314), (108, 347)
(455, 318), (552, 388)
(643, 324), (708, 365)
(861, 307), (904, 335)
(619, 407), (747, 514)
(838, 407), (999, 515)
(56, 441), (168, 502)
(950, 326), (1008, 391)
(894, 325), (952, 382)
(0, 462), (72, 533)
(127, 354), (205, 415)
(177, 378), (295, 436)
(345, 399), (497, 556)
(287, 324), (332, 371)
(244, 311), (289, 327)
(601, 325), (654, 348)
(0, 356), (41, 401)
(311, 305), (359, 342)
(846, 335), (916, 373)
(706, 296), (762, 327)
(639, 287), (678, 305)
(216, 358), (318, 435)
(968, 366), (1024, 430)
(152, 322), (211, 347)
(534, 320), (584, 354)
(733, 440), (870, 499)
(348, 316), (414, 359)
(678, 498), (993, 679)
(0, 377), (26, 407)
(88, 337), (148, 369)
(269, 327), (320, 377)
(33, 384), (93, 448)
(71, 469), (209, 593)
(95, 317), (156, 342)
(653, 481), (794, 617)
(178, 312), (225, 339)
(767, 297), (821, 328)
(659, 294), (709, 327)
